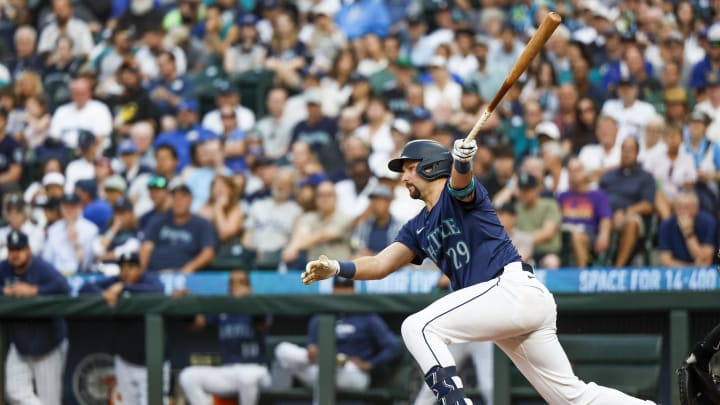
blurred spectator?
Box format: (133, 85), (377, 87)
(357, 33), (388, 77)
(42, 193), (99, 274)
(153, 99), (208, 171)
(209, 84), (256, 130)
(180, 270), (271, 405)
(6, 26), (42, 80)
(639, 115), (667, 160)
(154, 144), (179, 181)
(115, 139), (154, 216)
(599, 138), (656, 267)
(251, 87), (295, 160)
(0, 230), (69, 405)
(578, 115), (621, 183)
(140, 181), (216, 273)
(346, 72), (373, 113)
(74, 178), (112, 232)
(334, 0), (390, 41)
(282, 180), (352, 267)
(351, 184), (402, 256)
(214, 105), (248, 174)
(0, 107), (23, 196)
(515, 173), (562, 269)
(663, 86), (690, 126)
(135, 25), (188, 80)
(410, 106), (434, 140)
(541, 140), (568, 195)
(290, 89), (344, 180)
(265, 11), (308, 88)
(600, 76), (657, 140)
(37, 0), (94, 58)
(699, 74), (720, 143)
(18, 94), (51, 149)
(301, 3), (346, 72)
(643, 124), (697, 220)
(488, 23), (524, 74)
(557, 158), (612, 268)
(93, 198), (141, 264)
(93, 28), (136, 93)
(508, 100), (544, 161)
(319, 50), (355, 117)
(64, 129), (97, 193)
(107, 62), (162, 134)
(336, 157), (377, 221)
(447, 29), (478, 82)
(0, 195), (45, 260)
(224, 14), (267, 75)
(465, 36), (504, 104)
(79, 251), (164, 404)
(243, 169), (301, 269)
(553, 84), (579, 151)
(130, 121), (157, 169)
(146, 51), (194, 116)
(197, 175), (244, 242)
(624, 44), (662, 107)
(273, 276), (399, 393)
(357, 96), (393, 173)
(139, 175), (171, 231)
(520, 59), (559, 120)
(570, 96), (599, 155)
(424, 55), (461, 113)
(689, 23), (720, 91)
(570, 55), (606, 109)
(478, 145), (514, 202)
(49, 77), (113, 151)
(659, 191), (717, 267)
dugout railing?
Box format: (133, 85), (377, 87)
(0, 292), (718, 405)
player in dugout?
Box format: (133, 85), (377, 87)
(301, 139), (656, 405)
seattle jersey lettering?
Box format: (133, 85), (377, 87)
(421, 219), (470, 271)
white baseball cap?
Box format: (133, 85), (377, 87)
(42, 172), (65, 187)
(708, 23), (720, 42)
(536, 121), (560, 140)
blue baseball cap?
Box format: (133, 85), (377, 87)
(6, 230), (29, 250)
(411, 107), (432, 121)
(77, 129), (96, 151)
(118, 139), (137, 154)
(113, 197), (134, 211)
(237, 13), (258, 26)
(177, 99), (199, 113)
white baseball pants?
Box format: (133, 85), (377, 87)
(414, 341), (494, 405)
(401, 263), (656, 405)
(273, 342), (369, 390)
(114, 355), (170, 405)
(5, 340), (67, 405)
(179, 363), (271, 405)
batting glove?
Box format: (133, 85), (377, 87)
(452, 139), (477, 163)
(302, 255), (339, 285)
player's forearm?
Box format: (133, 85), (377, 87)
(352, 256), (395, 280)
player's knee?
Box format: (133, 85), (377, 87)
(178, 367), (197, 391)
(274, 342), (296, 366)
(401, 313), (425, 344)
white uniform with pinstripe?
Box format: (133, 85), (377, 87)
(5, 340), (68, 405)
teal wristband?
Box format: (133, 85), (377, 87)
(447, 177), (475, 199)
(337, 261), (356, 278)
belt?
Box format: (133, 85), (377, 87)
(492, 262), (534, 279)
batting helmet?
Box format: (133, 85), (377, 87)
(387, 140), (452, 181)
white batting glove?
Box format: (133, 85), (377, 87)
(301, 255), (339, 285)
(452, 139), (477, 163)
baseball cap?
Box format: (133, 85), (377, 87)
(391, 118), (411, 135)
(75, 179), (97, 197)
(147, 175), (169, 189)
(113, 197), (134, 211)
(77, 130), (96, 151)
(349, 72), (369, 83)
(395, 57), (414, 69)
(118, 139), (138, 155)
(117, 251), (140, 266)
(254, 156), (277, 168)
(664, 87), (688, 103)
(35, 196), (60, 210)
(517, 173), (539, 190)
(708, 23), (720, 42)
(6, 230), (29, 250)
(237, 13), (258, 26)
(617, 75), (636, 86)
(411, 107), (432, 122)
(298, 173), (330, 188)
(462, 82), (480, 94)
(368, 184), (394, 199)
(313, 2), (335, 16)
(42, 172), (65, 187)
(169, 178), (192, 194)
(4, 194), (25, 211)
(304, 88), (323, 105)
(177, 99), (199, 113)
(689, 110), (711, 125)
(61, 192), (81, 205)
(429, 55), (447, 69)
(536, 121), (560, 140)
(103, 175), (128, 193)
(215, 80), (236, 95)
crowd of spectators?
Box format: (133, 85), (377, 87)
(0, 0), (719, 273)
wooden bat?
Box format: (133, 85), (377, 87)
(463, 12), (562, 147)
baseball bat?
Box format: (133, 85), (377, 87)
(463, 12), (562, 147)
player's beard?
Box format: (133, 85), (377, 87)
(406, 183), (421, 199)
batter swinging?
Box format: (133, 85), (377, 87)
(302, 139), (656, 405)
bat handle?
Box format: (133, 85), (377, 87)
(463, 109), (492, 147)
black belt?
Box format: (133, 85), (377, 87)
(492, 262), (534, 279)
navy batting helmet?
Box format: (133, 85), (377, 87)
(387, 140), (452, 180)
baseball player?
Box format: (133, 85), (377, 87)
(80, 251), (164, 405)
(179, 270), (272, 405)
(302, 139), (657, 405)
(0, 230), (70, 405)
